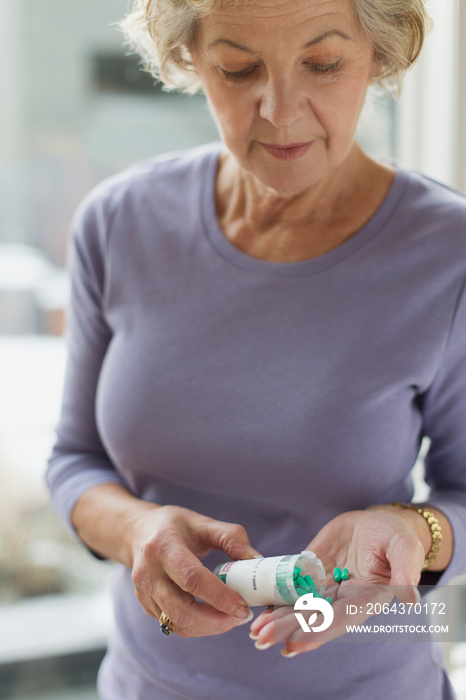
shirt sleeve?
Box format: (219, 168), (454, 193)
(418, 275), (466, 586)
(45, 189), (128, 546)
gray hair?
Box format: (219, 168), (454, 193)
(119, 0), (431, 96)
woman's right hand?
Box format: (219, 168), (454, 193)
(129, 504), (262, 637)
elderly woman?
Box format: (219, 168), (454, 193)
(46, 0), (466, 697)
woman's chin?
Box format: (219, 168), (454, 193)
(249, 169), (322, 198)
(241, 150), (328, 198)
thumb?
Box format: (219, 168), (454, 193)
(208, 520), (263, 560)
(386, 530), (424, 604)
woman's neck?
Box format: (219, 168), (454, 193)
(215, 142), (396, 263)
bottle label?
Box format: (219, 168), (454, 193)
(217, 561), (236, 576)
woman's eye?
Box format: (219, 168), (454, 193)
(220, 59), (342, 82)
(305, 60), (342, 75)
(220, 66), (258, 81)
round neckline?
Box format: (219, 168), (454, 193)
(200, 142), (410, 278)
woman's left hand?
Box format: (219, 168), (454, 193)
(250, 506), (426, 656)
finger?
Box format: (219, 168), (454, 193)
(160, 599), (255, 638)
(159, 575), (253, 636)
(390, 583), (421, 605)
(253, 580), (395, 653)
(251, 582), (340, 641)
(255, 608), (301, 646)
(283, 582), (395, 654)
(251, 581), (340, 639)
(133, 570), (195, 621)
(134, 586), (164, 620)
(250, 605), (290, 639)
(205, 519), (263, 561)
(137, 574), (255, 637)
(385, 530), (424, 587)
(250, 606), (277, 636)
(163, 544), (253, 619)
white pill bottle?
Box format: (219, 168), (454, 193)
(213, 550), (326, 606)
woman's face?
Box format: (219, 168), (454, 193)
(190, 0), (378, 196)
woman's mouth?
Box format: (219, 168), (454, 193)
(259, 141), (314, 161)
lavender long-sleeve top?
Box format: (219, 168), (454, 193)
(46, 142), (466, 699)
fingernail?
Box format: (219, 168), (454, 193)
(234, 609), (254, 625)
(235, 605), (252, 619)
(281, 650), (301, 658)
(249, 631), (259, 640)
(413, 586), (421, 604)
(255, 640), (272, 650)
(246, 547), (264, 559)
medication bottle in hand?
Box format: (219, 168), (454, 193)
(213, 551), (326, 606)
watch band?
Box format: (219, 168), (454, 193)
(387, 502), (443, 570)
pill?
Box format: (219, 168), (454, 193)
(341, 568), (349, 581)
(294, 580), (309, 592)
(295, 586), (308, 596)
(304, 574), (316, 590)
(334, 567), (342, 582)
(293, 567), (301, 577)
(326, 596), (333, 605)
(296, 575), (307, 587)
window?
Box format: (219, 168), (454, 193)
(398, 0), (464, 194)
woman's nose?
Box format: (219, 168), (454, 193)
(258, 77), (308, 129)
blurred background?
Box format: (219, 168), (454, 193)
(0, 1), (465, 698)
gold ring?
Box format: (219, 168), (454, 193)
(159, 611), (174, 636)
